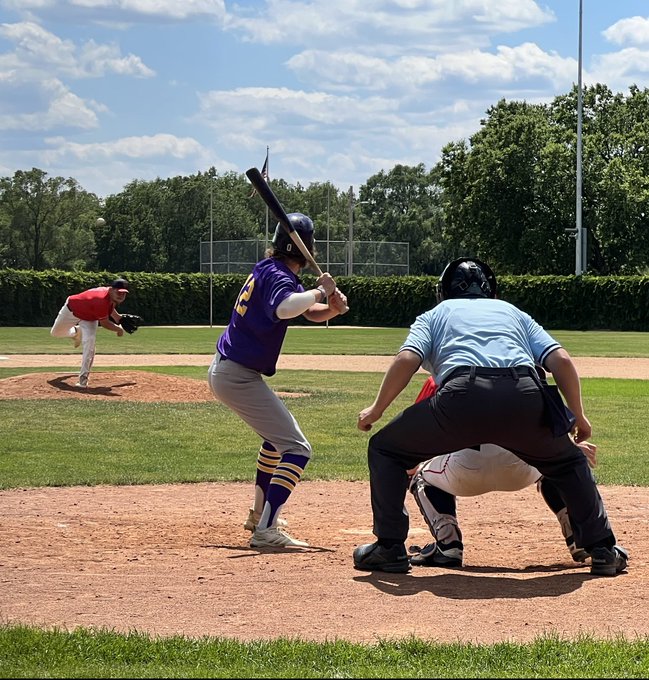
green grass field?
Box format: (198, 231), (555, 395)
(0, 367), (647, 488)
(1, 327), (648, 677)
(1, 626), (648, 678)
(3, 326), (649, 357)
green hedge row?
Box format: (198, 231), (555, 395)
(3, 269), (649, 330)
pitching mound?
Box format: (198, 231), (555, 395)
(0, 371), (309, 402)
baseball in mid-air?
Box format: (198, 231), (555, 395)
(96, 217), (106, 227)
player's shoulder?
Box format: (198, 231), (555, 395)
(74, 286), (109, 298)
(255, 256), (283, 274)
(257, 257), (298, 283)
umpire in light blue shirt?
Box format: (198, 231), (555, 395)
(353, 257), (628, 577)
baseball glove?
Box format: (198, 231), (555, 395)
(119, 313), (143, 334)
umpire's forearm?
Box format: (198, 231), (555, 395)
(546, 348), (585, 418)
(372, 350), (421, 414)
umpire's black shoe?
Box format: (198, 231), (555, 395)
(353, 542), (411, 573)
(590, 545), (628, 576)
(410, 541), (463, 568)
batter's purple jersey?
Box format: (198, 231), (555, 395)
(217, 258), (305, 376)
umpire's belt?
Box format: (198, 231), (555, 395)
(441, 365), (537, 386)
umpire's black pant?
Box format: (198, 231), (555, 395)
(368, 366), (615, 552)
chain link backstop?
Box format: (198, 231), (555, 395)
(200, 239), (409, 276)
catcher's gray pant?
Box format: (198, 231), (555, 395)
(207, 354), (312, 459)
(409, 445), (541, 549)
(415, 444), (541, 496)
(368, 367), (614, 552)
(50, 300), (98, 384)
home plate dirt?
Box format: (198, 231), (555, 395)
(0, 481), (646, 644)
(0, 355), (647, 643)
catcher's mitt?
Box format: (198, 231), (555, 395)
(119, 313), (143, 334)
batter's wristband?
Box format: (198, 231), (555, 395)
(316, 285), (327, 302)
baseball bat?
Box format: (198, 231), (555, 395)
(246, 166), (348, 313)
(246, 167), (324, 276)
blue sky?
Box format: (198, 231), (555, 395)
(1, 1), (649, 200)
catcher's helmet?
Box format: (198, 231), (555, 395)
(272, 213), (315, 259)
(437, 257), (497, 303)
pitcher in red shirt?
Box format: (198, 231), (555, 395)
(50, 278), (130, 387)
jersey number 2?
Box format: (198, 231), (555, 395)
(234, 274), (255, 316)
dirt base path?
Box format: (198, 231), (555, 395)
(3, 354), (649, 378)
(0, 357), (647, 643)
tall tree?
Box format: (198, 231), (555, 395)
(0, 168), (100, 270)
(359, 163), (446, 274)
(448, 99), (576, 274)
(96, 170), (261, 273)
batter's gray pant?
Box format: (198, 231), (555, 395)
(207, 354), (312, 458)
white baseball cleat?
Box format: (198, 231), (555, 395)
(74, 373), (89, 388)
(243, 508), (288, 532)
(250, 526), (308, 548)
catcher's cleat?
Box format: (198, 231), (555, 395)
(250, 526), (308, 548)
(409, 541), (463, 568)
(566, 537), (589, 563)
(72, 325), (82, 349)
(590, 544), (628, 576)
(243, 508), (288, 532)
(353, 541), (411, 573)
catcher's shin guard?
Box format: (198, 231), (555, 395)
(409, 470), (463, 557)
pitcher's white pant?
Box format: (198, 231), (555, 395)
(50, 299), (98, 384)
(410, 445), (541, 550)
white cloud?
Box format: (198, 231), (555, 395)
(78, 40), (154, 77)
(0, 21), (154, 78)
(0, 77), (99, 129)
(85, 0), (225, 21)
(196, 87), (401, 137)
(226, 0), (554, 49)
(43, 133), (206, 161)
(603, 16), (649, 46)
(0, 0), (55, 9)
(0, 0), (226, 21)
(288, 43), (575, 92)
(192, 82), (493, 192)
(590, 48), (649, 90)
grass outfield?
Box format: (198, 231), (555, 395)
(1, 626), (648, 678)
(2, 326), (649, 356)
(0, 367), (647, 487)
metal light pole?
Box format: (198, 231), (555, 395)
(326, 184), (331, 274)
(209, 178), (214, 327)
(326, 184), (331, 329)
(348, 186), (354, 276)
(575, 0), (585, 275)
